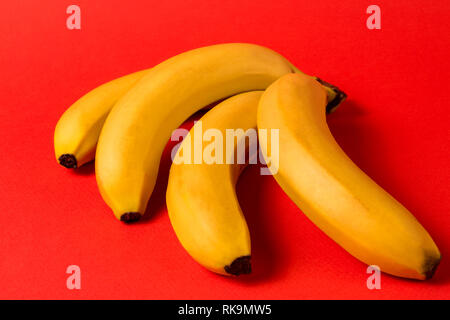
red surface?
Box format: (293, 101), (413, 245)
(0, 0), (449, 299)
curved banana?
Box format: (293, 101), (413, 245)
(95, 43), (346, 222)
(166, 91), (264, 276)
(54, 69), (148, 168)
(257, 73), (441, 280)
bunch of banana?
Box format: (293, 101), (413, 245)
(54, 43), (440, 280)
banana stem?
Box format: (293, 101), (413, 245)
(314, 77), (347, 114)
(288, 62), (347, 113)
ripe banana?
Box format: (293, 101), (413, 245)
(54, 69), (148, 168)
(95, 43), (346, 222)
(257, 73), (441, 280)
(166, 91), (264, 276)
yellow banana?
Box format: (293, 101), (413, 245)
(95, 43), (346, 222)
(166, 91), (264, 276)
(54, 69), (148, 168)
(257, 73), (441, 280)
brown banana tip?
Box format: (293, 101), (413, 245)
(58, 154), (77, 169)
(423, 254), (441, 280)
(120, 212), (142, 223)
(224, 255), (251, 276)
(315, 77), (347, 114)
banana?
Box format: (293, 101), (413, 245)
(166, 91), (264, 276)
(257, 73), (441, 280)
(54, 69), (148, 168)
(95, 43), (346, 222)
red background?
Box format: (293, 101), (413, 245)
(0, 0), (449, 299)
